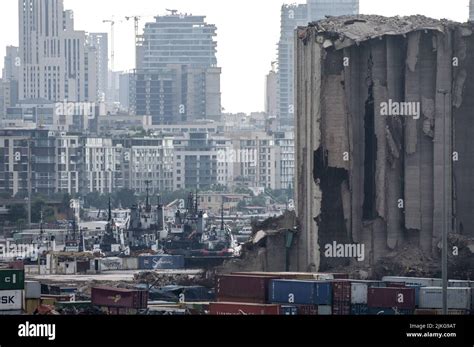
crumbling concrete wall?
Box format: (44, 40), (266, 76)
(295, 15), (474, 273)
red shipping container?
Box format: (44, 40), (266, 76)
(216, 275), (279, 303)
(368, 287), (415, 309)
(8, 260), (25, 270)
(91, 287), (148, 309)
(210, 302), (280, 315)
(332, 281), (351, 315)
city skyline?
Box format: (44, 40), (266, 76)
(0, 0), (471, 113)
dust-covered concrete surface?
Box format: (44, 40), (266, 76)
(294, 15), (474, 276)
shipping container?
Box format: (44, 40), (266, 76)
(368, 307), (414, 315)
(318, 305), (332, 315)
(7, 260), (24, 270)
(350, 281), (386, 305)
(269, 280), (332, 305)
(25, 281), (41, 299)
(91, 287), (148, 309)
(138, 255), (185, 270)
(448, 280), (471, 288)
(209, 302), (280, 315)
(24, 265), (39, 275)
(0, 269), (24, 290)
(294, 305), (318, 315)
(367, 287), (415, 309)
(99, 257), (123, 271)
(122, 257), (139, 270)
(0, 290), (23, 311)
(332, 281), (351, 302)
(419, 287), (471, 310)
(24, 298), (40, 315)
(332, 281), (351, 315)
(382, 276), (442, 287)
(217, 275), (278, 304)
(231, 272), (348, 281)
(281, 306), (298, 315)
(350, 304), (369, 315)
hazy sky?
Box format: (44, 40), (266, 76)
(0, 0), (470, 113)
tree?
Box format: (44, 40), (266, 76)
(7, 205), (27, 223)
(112, 189), (137, 209)
(83, 192), (108, 210)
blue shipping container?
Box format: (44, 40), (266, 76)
(350, 304), (369, 315)
(406, 284), (422, 307)
(138, 255), (185, 270)
(269, 280), (332, 305)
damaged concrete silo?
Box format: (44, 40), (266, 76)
(294, 15), (474, 273)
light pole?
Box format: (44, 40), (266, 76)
(437, 89), (449, 315)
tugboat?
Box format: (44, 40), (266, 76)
(163, 192), (239, 266)
(124, 181), (166, 252)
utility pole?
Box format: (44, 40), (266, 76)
(437, 89), (449, 315)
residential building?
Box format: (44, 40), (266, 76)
(173, 132), (219, 190)
(87, 33), (109, 102)
(83, 137), (117, 194)
(470, 0), (474, 21)
(265, 62), (278, 119)
(131, 13), (222, 124)
(0, 129), (56, 197)
(56, 133), (82, 194)
(19, 0), (98, 102)
(277, 0), (359, 128)
(231, 132), (280, 190)
(274, 131), (295, 190)
(114, 137), (175, 194)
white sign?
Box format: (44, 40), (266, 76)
(0, 290), (23, 311)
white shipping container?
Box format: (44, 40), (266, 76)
(100, 257), (123, 271)
(419, 287), (471, 310)
(351, 282), (368, 304)
(122, 257), (139, 270)
(25, 281), (41, 299)
(0, 290), (23, 311)
(382, 276), (442, 287)
(448, 280), (471, 288)
(24, 265), (39, 275)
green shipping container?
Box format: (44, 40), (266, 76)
(0, 269), (25, 290)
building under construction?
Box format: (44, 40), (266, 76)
(294, 15), (474, 273)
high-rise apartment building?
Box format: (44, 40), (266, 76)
(277, 0), (359, 128)
(87, 33), (108, 102)
(470, 0), (474, 21)
(265, 63), (278, 119)
(18, 0), (98, 102)
(131, 13), (222, 124)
